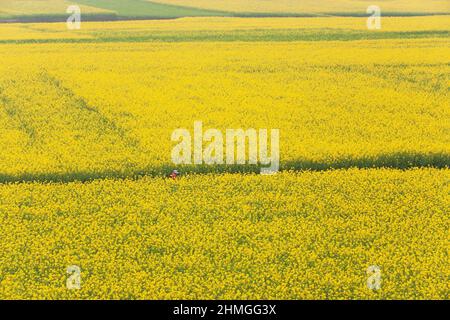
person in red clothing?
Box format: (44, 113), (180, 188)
(169, 170), (179, 180)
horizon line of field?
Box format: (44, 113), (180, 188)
(0, 153), (448, 184)
(1, 12), (449, 24)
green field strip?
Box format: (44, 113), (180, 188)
(0, 29), (449, 44)
(73, 0), (229, 18)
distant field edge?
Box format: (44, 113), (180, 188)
(1, 11), (449, 24)
(0, 13), (119, 24)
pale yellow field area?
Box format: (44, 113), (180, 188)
(0, 0), (112, 17)
(151, 0), (450, 14)
(1, 14), (448, 38)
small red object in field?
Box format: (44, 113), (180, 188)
(169, 170), (179, 180)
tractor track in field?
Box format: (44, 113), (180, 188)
(0, 153), (448, 185)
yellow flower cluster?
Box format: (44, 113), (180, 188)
(0, 169), (448, 299)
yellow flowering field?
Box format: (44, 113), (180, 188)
(2, 15), (450, 41)
(0, 17), (449, 180)
(0, 15), (448, 299)
(0, 169), (448, 299)
(151, 0), (450, 15)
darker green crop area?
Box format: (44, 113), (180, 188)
(73, 0), (228, 18)
(1, 28), (448, 45)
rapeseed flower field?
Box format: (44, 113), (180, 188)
(0, 13), (448, 299)
(5, 0), (448, 22)
(151, 0), (450, 15)
(0, 169), (448, 299)
(0, 17), (449, 180)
